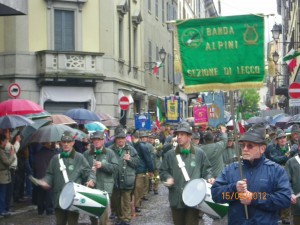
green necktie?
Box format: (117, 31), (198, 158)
(95, 150), (102, 155)
(180, 149), (190, 155)
(60, 151), (69, 158)
(118, 149), (122, 156)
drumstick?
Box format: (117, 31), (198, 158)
(28, 175), (42, 186)
(295, 193), (300, 198)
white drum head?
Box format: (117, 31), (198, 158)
(59, 182), (75, 210)
(182, 178), (206, 207)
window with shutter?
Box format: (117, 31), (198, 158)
(54, 10), (75, 51)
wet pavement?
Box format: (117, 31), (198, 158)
(0, 183), (288, 225)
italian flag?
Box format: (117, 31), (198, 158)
(236, 105), (245, 134)
(152, 62), (163, 75)
(283, 48), (300, 73)
(156, 98), (163, 128)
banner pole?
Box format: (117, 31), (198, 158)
(229, 90), (249, 219)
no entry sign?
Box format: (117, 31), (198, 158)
(119, 96), (130, 110)
(288, 82), (300, 99)
(8, 83), (21, 98)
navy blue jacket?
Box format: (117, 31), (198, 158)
(211, 156), (291, 225)
(133, 141), (154, 174)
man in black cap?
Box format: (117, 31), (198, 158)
(83, 131), (118, 225)
(37, 131), (96, 225)
(159, 121), (213, 225)
(211, 124), (291, 225)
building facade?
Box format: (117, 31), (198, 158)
(0, 0), (217, 124)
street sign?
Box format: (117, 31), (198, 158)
(288, 82), (300, 99)
(119, 96), (130, 110)
(289, 99), (300, 106)
(7, 83), (21, 98)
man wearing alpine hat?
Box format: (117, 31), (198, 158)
(83, 130), (118, 225)
(37, 131), (96, 225)
(159, 121), (213, 225)
(212, 124), (291, 225)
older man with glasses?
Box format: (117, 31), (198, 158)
(211, 124), (291, 225)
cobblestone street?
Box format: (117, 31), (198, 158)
(0, 183), (228, 225)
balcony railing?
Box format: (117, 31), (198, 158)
(274, 74), (289, 96)
(37, 50), (104, 84)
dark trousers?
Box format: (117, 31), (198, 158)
(36, 186), (53, 215)
(55, 208), (79, 225)
(5, 169), (15, 211)
(171, 207), (200, 225)
(14, 158), (26, 201)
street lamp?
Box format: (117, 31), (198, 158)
(144, 47), (166, 70)
(271, 23), (282, 42)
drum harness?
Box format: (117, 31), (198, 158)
(59, 156), (70, 183)
(176, 154), (190, 182)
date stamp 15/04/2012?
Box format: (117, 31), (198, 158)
(221, 192), (267, 201)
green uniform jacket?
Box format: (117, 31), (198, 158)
(222, 144), (238, 166)
(285, 155), (300, 216)
(159, 144), (212, 208)
(44, 148), (96, 208)
(201, 133), (228, 178)
(109, 143), (140, 190)
(83, 145), (118, 195)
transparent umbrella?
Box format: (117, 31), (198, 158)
(29, 124), (76, 143)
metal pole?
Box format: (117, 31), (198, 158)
(229, 91), (248, 220)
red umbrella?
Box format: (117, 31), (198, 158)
(0, 99), (43, 116)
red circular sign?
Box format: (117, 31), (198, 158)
(119, 96), (130, 110)
(288, 82), (300, 99)
(8, 83), (21, 98)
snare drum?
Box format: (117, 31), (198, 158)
(182, 178), (228, 219)
(59, 182), (109, 218)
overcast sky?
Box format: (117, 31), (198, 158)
(213, 0), (281, 42)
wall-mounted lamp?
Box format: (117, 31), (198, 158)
(271, 23), (282, 42)
(144, 47), (166, 70)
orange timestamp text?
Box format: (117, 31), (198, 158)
(221, 192), (267, 200)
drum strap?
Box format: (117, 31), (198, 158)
(59, 156), (69, 183)
(176, 154), (190, 182)
(295, 155), (300, 165)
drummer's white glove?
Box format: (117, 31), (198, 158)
(163, 177), (174, 187)
(86, 180), (95, 188)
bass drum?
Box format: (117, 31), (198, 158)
(59, 182), (109, 218)
(182, 178), (228, 219)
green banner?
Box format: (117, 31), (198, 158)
(176, 14), (265, 93)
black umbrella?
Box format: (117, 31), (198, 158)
(0, 114), (33, 129)
(20, 119), (52, 149)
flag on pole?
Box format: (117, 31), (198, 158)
(152, 62), (163, 75)
(283, 48), (300, 73)
(156, 98), (163, 128)
(236, 105), (245, 134)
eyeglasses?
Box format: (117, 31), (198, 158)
(240, 143), (256, 149)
